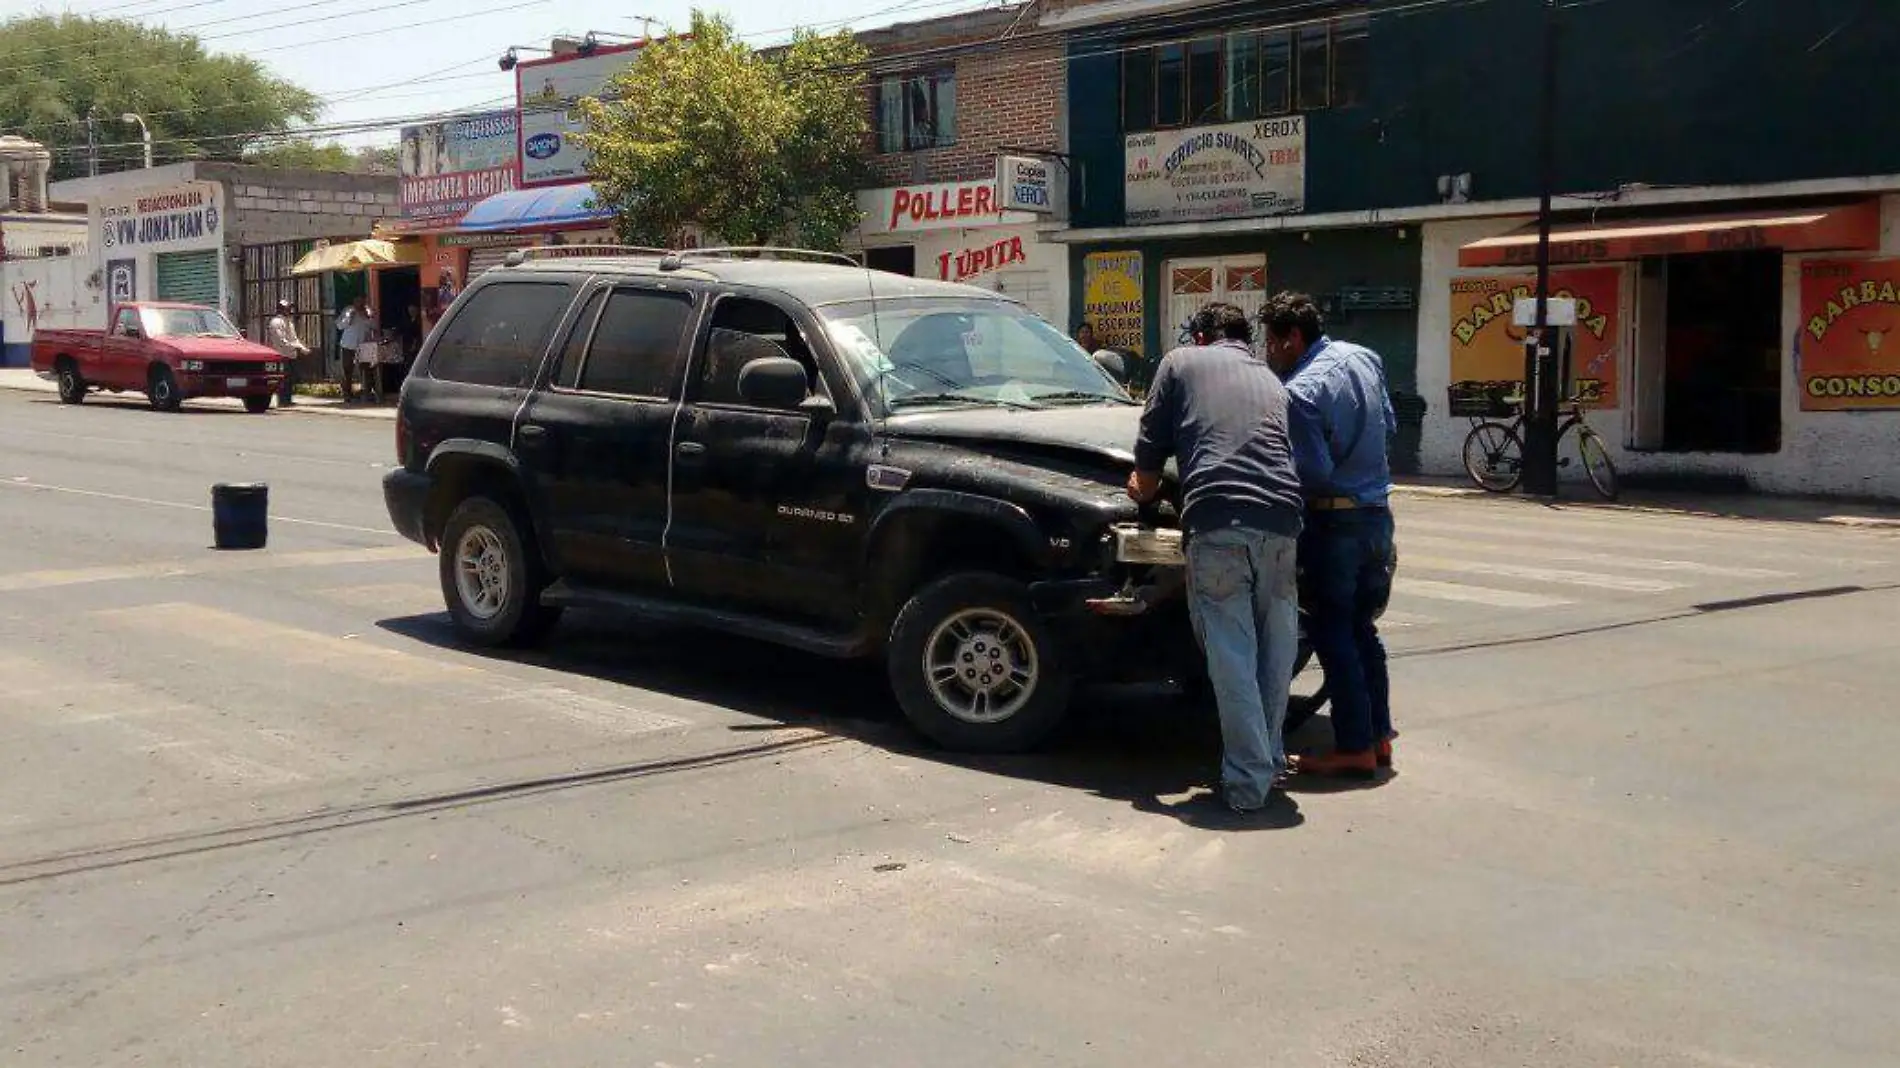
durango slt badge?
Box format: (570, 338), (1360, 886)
(524, 133), (562, 160)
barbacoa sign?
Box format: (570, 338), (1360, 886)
(1124, 117), (1305, 226)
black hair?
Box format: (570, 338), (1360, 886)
(1188, 301), (1252, 344)
(1258, 291), (1325, 346)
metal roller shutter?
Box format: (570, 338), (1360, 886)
(155, 249), (221, 307)
(466, 246), (515, 282)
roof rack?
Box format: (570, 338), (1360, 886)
(503, 245), (670, 266)
(657, 246), (860, 272)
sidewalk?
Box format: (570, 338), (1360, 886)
(0, 367), (397, 420)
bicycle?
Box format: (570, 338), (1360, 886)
(1458, 386), (1619, 500)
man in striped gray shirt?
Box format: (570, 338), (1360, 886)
(1130, 302), (1306, 814)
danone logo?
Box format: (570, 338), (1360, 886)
(525, 133), (562, 160)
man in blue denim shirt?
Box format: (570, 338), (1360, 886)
(1258, 292), (1399, 780)
(1130, 302), (1306, 813)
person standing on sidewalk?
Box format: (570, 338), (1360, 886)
(1129, 301), (1306, 814)
(266, 300), (310, 409)
(1258, 292), (1398, 780)
(335, 295), (374, 402)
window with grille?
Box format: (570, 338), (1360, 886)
(1121, 12), (1368, 133)
(874, 69), (957, 152)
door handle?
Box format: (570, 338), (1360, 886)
(518, 423), (547, 441)
(676, 441), (706, 457)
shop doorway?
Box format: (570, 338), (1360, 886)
(1164, 255), (1268, 344)
(375, 266), (423, 394)
(865, 245), (916, 277)
(1632, 250), (1782, 454)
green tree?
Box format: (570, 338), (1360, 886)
(577, 11), (871, 250)
(0, 15), (321, 180)
(244, 141), (400, 174)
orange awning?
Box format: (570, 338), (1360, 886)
(1457, 200), (1881, 269)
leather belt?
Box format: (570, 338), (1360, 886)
(1306, 496), (1362, 511)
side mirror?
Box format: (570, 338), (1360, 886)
(1093, 349), (1129, 384)
(737, 356), (813, 410)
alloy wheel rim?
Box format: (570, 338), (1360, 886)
(454, 524), (510, 621)
(923, 607), (1039, 724)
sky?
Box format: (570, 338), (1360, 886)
(40, 0), (1002, 146)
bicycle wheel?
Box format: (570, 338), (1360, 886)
(1462, 421), (1524, 492)
(1577, 427), (1620, 500)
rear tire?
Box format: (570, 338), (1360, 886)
(147, 365), (183, 412)
(1463, 421), (1523, 492)
(887, 572), (1073, 753)
(1578, 428), (1619, 501)
(55, 359), (86, 404)
(438, 496), (563, 648)
(242, 395), (272, 414)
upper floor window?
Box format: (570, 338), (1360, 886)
(1122, 14), (1368, 133)
(875, 69), (957, 153)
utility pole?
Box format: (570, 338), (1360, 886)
(86, 108), (100, 178)
(1521, 0), (1562, 497)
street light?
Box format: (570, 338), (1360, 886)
(122, 113), (152, 170)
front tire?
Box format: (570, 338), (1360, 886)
(438, 496), (563, 648)
(147, 366), (183, 412)
(55, 359), (86, 404)
(1578, 429), (1619, 501)
(242, 395), (272, 414)
(887, 572), (1073, 753)
(1463, 421), (1523, 492)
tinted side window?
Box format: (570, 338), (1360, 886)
(551, 288), (606, 390)
(429, 282), (574, 388)
(578, 288), (693, 398)
(695, 297), (816, 406)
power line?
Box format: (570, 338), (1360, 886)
(0, 0), (555, 81)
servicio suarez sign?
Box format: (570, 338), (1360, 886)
(1125, 116), (1306, 226)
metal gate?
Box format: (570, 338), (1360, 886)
(239, 239), (329, 379)
(154, 250), (220, 307)
(1164, 255), (1268, 344)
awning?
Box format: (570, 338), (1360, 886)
(456, 183), (615, 233)
(291, 238), (421, 275)
(1457, 200), (1881, 269)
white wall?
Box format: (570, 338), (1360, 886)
(2, 255), (108, 365)
(1415, 197), (1900, 500)
(0, 214), (87, 259)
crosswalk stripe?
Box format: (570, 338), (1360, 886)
(1399, 517), (1877, 566)
(93, 602), (482, 685)
(1399, 535), (1793, 579)
(1392, 578), (1572, 609)
(1375, 610), (1438, 628)
(1399, 555), (1686, 593)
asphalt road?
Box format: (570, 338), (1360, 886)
(3, 389), (1898, 1067)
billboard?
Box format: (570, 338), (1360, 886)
(515, 43), (645, 187)
(1447, 268), (1623, 409)
(1798, 258), (1900, 410)
(398, 110), (519, 222)
(1124, 116), (1305, 226)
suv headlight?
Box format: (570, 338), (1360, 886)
(180, 360), (205, 372)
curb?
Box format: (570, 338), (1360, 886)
(0, 377), (396, 421)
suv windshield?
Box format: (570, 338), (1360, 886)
(819, 297), (1131, 413)
(143, 307), (241, 339)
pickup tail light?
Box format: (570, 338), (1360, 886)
(395, 408), (410, 467)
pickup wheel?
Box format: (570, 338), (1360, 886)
(242, 395), (272, 414)
(887, 572), (1073, 753)
(147, 366), (183, 413)
(55, 359), (86, 404)
(438, 495), (562, 648)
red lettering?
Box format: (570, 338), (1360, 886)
(1008, 236), (1024, 263)
(937, 251), (952, 280)
(957, 187), (974, 217)
(975, 185), (994, 216)
(919, 191), (937, 221)
(889, 189), (912, 230)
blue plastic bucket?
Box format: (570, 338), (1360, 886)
(212, 482), (269, 550)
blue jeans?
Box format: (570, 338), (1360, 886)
(1185, 526), (1300, 811)
(1299, 508), (1396, 754)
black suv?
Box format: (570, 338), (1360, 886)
(385, 248), (1320, 752)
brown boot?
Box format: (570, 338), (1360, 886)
(1298, 749), (1379, 780)
(1377, 738), (1394, 768)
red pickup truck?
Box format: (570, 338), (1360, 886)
(31, 301), (287, 413)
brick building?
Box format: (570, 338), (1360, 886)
(846, 3), (1071, 328)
